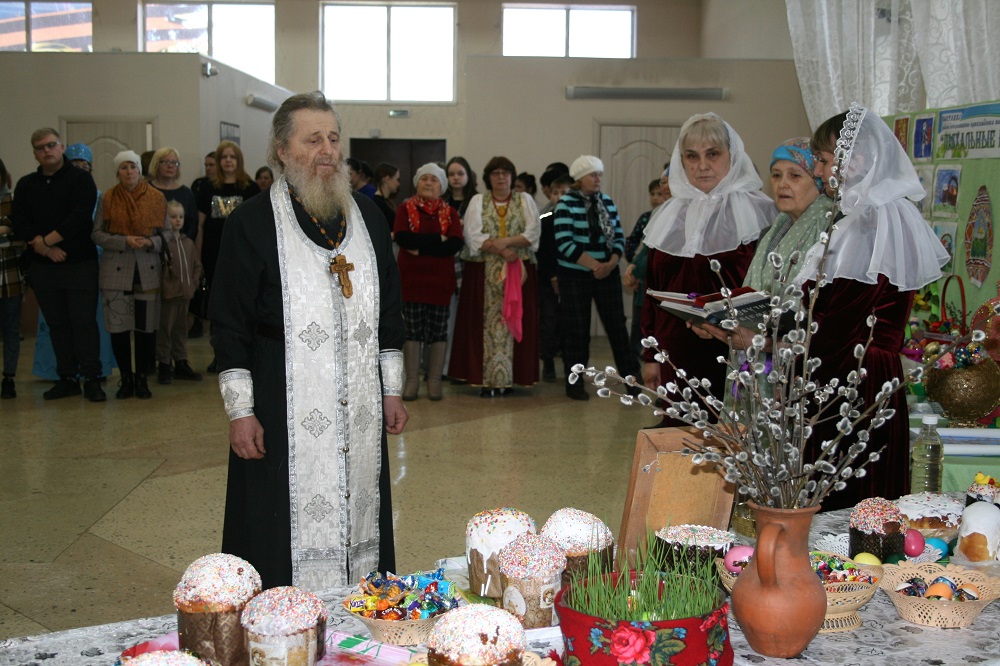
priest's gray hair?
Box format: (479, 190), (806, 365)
(268, 90), (344, 170)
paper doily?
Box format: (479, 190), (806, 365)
(811, 533), (942, 563)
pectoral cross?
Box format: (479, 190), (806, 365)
(330, 254), (354, 298)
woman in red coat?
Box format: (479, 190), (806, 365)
(393, 163), (464, 400)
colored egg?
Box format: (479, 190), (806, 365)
(852, 552), (881, 566)
(904, 529), (925, 557)
(925, 537), (949, 559)
(956, 584), (981, 601)
(925, 582), (954, 600)
(884, 553), (906, 565)
(724, 545), (755, 574)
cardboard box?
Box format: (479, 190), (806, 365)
(617, 427), (736, 555)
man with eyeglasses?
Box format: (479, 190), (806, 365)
(11, 128), (106, 401)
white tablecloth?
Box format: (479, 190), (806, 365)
(3, 506), (1000, 666)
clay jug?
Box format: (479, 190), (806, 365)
(730, 502), (825, 658)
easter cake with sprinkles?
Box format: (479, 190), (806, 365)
(426, 603), (525, 666)
(241, 586), (328, 665)
(466, 507), (536, 598)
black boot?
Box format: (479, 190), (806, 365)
(83, 378), (107, 402)
(134, 373), (152, 399)
(566, 380), (589, 401)
(116, 373), (135, 399)
(1, 376), (15, 399)
(44, 378), (81, 400)
(173, 360), (203, 381)
(157, 362), (173, 385)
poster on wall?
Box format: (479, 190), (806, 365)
(936, 102), (1000, 160)
(934, 164), (962, 218)
(965, 185), (994, 287)
(894, 116), (911, 153)
(915, 165), (935, 219)
(933, 221), (958, 274)
(913, 114), (935, 162)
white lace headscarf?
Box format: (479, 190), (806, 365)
(642, 112), (775, 257)
(795, 103), (949, 291)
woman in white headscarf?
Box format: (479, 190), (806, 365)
(802, 104), (946, 509)
(393, 163), (464, 401)
(640, 113), (774, 422)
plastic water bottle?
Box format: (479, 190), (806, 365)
(911, 415), (943, 493)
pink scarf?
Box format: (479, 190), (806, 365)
(502, 259), (524, 342)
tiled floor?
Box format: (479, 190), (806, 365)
(0, 334), (652, 640)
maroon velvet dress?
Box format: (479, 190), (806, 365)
(807, 275), (913, 511)
(640, 244), (756, 427)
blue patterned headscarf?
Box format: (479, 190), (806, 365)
(770, 137), (822, 192)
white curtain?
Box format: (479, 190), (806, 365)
(911, 0), (1000, 109)
(787, 0), (1000, 128)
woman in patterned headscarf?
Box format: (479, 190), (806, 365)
(449, 156), (540, 397)
(93, 150), (168, 399)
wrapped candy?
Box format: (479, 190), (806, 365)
(343, 570), (461, 622)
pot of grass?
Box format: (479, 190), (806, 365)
(554, 532), (733, 666)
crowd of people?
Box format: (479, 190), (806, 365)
(1, 109), (948, 420)
(1, 93), (951, 585)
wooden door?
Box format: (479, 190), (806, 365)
(64, 120), (155, 193)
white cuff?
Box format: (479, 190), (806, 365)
(379, 350), (403, 396)
(219, 368), (254, 420)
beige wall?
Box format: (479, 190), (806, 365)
(700, 0), (793, 59)
(2, 1), (804, 188)
(0, 53), (289, 183)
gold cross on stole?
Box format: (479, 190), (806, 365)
(330, 254), (354, 298)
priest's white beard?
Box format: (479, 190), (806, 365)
(284, 157), (354, 222)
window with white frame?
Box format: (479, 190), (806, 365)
(322, 3), (455, 103)
(144, 2), (275, 83)
(502, 4), (634, 58)
(0, 1), (93, 52)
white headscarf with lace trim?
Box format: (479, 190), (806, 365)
(795, 103), (948, 291)
(642, 112), (775, 257)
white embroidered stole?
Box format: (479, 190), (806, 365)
(271, 176), (382, 592)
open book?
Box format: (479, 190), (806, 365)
(646, 287), (786, 328)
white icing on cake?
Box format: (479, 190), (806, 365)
(894, 492), (964, 524)
(465, 508), (537, 567)
(241, 586), (327, 636)
(959, 501), (1000, 559)
(123, 652), (208, 665)
(655, 524), (734, 550)
(173, 553), (261, 611)
(428, 604), (525, 665)
(540, 508), (613, 555)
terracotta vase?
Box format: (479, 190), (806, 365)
(730, 502), (825, 658)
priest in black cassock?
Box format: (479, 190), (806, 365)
(209, 91), (408, 591)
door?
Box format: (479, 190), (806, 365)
(64, 120), (155, 193)
(596, 124), (680, 337)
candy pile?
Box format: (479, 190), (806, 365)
(810, 553), (877, 586)
(344, 569), (459, 621)
(895, 574), (981, 601)
(923, 340), (989, 369)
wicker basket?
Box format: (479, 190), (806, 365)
(715, 553), (880, 633)
(878, 562), (1000, 628)
(354, 613), (444, 646)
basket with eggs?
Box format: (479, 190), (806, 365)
(878, 562), (1000, 628)
(715, 548), (880, 633)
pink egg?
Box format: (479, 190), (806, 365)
(724, 545), (755, 573)
(903, 528), (925, 557)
